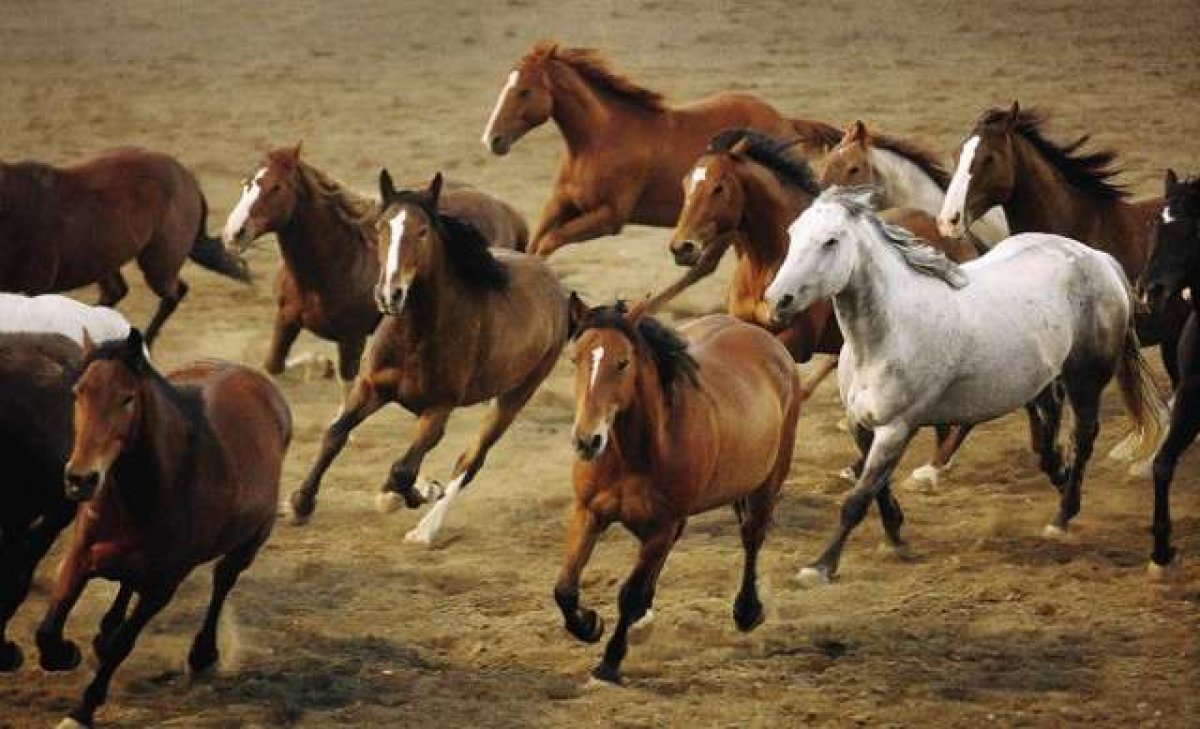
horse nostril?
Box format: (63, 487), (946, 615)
(589, 434), (602, 451)
(779, 294), (795, 311)
(949, 212), (961, 226)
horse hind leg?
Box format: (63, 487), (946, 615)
(0, 546), (29, 671)
(1149, 376), (1200, 572)
(1045, 373), (1104, 535)
(733, 487), (776, 632)
(1030, 382), (1067, 488)
(96, 272), (129, 308)
(188, 529), (268, 675)
(141, 278), (189, 348)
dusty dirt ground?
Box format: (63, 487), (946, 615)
(2, 0), (1199, 726)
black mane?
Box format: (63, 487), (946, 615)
(388, 190), (509, 291)
(573, 302), (700, 393)
(84, 337), (206, 429)
(978, 107), (1129, 201)
(709, 128), (821, 197)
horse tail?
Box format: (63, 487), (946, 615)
(189, 194), (251, 283)
(787, 118), (844, 155)
(1113, 318), (1168, 463)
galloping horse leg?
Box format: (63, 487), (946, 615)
(405, 360), (553, 544)
(534, 205), (624, 258)
(92, 585), (133, 662)
(592, 520), (681, 684)
(1030, 383), (1067, 487)
(858, 424), (907, 551)
(0, 506), (74, 670)
(1150, 379), (1200, 569)
(263, 306), (302, 375)
(803, 423), (914, 584)
(142, 279), (189, 348)
(36, 543), (93, 672)
(96, 272), (129, 308)
(377, 406), (452, 513)
(554, 504), (608, 643)
(733, 486), (777, 632)
(1046, 374), (1103, 534)
(529, 193), (576, 256)
(61, 586), (175, 729)
(910, 424), (970, 486)
(290, 378), (386, 523)
(335, 337), (366, 412)
(188, 528), (268, 675)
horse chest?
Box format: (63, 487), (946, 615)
(843, 363), (910, 428)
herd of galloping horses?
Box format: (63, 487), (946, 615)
(1, 40), (1197, 726)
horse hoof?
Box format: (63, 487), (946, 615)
(377, 491), (406, 514)
(838, 467), (857, 484)
(733, 598), (765, 633)
(288, 491), (315, 525)
(629, 609), (655, 644)
(568, 609), (605, 644)
(797, 566), (832, 588)
(39, 640), (81, 672)
(1147, 556), (1178, 582)
(403, 526), (434, 546)
(1041, 524), (1071, 540)
(908, 464), (941, 488)
(877, 540), (914, 561)
(56, 719), (89, 729)
(0, 641), (23, 671)
(187, 646), (220, 676)
(590, 662), (622, 685)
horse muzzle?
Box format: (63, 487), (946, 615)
(937, 212), (966, 239)
(573, 431), (608, 461)
(487, 134), (512, 156)
(63, 468), (101, 502)
(671, 239), (702, 267)
(375, 284), (408, 316)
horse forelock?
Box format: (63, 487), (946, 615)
(574, 304), (699, 394)
(709, 128), (821, 197)
(383, 191), (508, 292)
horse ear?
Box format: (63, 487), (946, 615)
(81, 329), (96, 358)
(291, 140), (303, 161)
(851, 120), (869, 145)
(624, 298), (653, 328)
(426, 172), (444, 207)
(567, 291), (589, 339)
(124, 329), (146, 372)
(1006, 100), (1021, 126)
(1165, 168), (1179, 192)
(379, 168), (397, 202)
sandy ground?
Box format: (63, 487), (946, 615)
(2, 0), (1200, 726)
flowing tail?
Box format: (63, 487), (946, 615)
(190, 194), (251, 282)
(1112, 324), (1168, 463)
(787, 118), (845, 155)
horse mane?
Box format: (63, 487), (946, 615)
(524, 40), (667, 112)
(826, 186), (969, 288)
(709, 128), (821, 197)
(389, 190), (509, 292)
(84, 338), (207, 429)
(573, 302), (700, 393)
(978, 107), (1129, 200)
(870, 134), (952, 189)
(288, 157), (379, 246)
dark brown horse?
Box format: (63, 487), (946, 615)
(290, 172), (567, 545)
(557, 298), (800, 684)
(0, 332), (81, 673)
(481, 41), (842, 256)
(36, 330), (291, 729)
(0, 148), (250, 346)
(222, 145), (529, 401)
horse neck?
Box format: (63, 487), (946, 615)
(607, 352), (673, 473)
(1004, 135), (1105, 236)
(736, 170), (808, 269)
(868, 147), (946, 214)
(394, 240), (468, 346)
(546, 61), (652, 153)
(276, 178), (373, 289)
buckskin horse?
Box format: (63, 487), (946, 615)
(0, 147), (250, 345)
(480, 40), (842, 256)
(221, 144), (528, 401)
(556, 297), (800, 684)
(290, 172), (567, 545)
(766, 187), (1164, 585)
(36, 330), (291, 729)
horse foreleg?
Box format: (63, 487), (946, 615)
(378, 406), (452, 515)
(1149, 379), (1200, 570)
(0, 506), (74, 670)
(142, 278), (189, 348)
(96, 272), (129, 308)
(334, 337), (366, 412)
(61, 586), (173, 729)
(530, 193), (576, 256)
(36, 541), (93, 672)
(290, 378), (385, 524)
(91, 585), (133, 662)
(263, 307), (302, 376)
(592, 520), (680, 684)
(534, 205), (624, 257)
(733, 487), (777, 632)
(554, 504), (607, 644)
(804, 423), (913, 585)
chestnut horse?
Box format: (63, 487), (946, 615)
(820, 120), (1008, 245)
(0, 148), (250, 346)
(0, 332), (80, 673)
(556, 298), (800, 684)
(481, 41), (842, 256)
(291, 172), (567, 545)
(1142, 169), (1200, 574)
(36, 330), (291, 729)
(222, 145), (529, 400)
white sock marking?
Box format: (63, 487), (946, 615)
(939, 135), (980, 234)
(481, 70), (519, 148)
(222, 168), (266, 243)
(406, 473), (465, 544)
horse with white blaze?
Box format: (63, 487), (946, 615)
(764, 187), (1165, 584)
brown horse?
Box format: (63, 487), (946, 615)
(0, 147), (250, 346)
(290, 172), (567, 545)
(481, 40), (842, 256)
(656, 129), (976, 396)
(35, 330), (291, 729)
(0, 333), (81, 673)
(556, 298), (800, 684)
(222, 145), (529, 399)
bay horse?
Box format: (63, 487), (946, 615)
(221, 145), (529, 401)
(938, 102), (1187, 392)
(480, 40), (842, 256)
(557, 297), (800, 684)
(1142, 169), (1200, 574)
(0, 147), (250, 346)
(290, 172), (567, 545)
(765, 187), (1164, 584)
(0, 332), (80, 673)
(36, 330), (291, 729)
(820, 119), (1009, 245)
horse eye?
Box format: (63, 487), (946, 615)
(121, 396), (135, 410)
(824, 238), (838, 248)
(616, 359), (630, 371)
(714, 183), (725, 195)
(517, 88), (531, 99)
(848, 166), (860, 175)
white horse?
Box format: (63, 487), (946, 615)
(0, 293), (129, 345)
(764, 187), (1165, 584)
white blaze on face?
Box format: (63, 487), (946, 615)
(482, 70), (520, 148)
(938, 135), (981, 235)
(1162, 206), (1175, 224)
(688, 166), (708, 194)
(385, 210), (408, 293)
(222, 168), (267, 243)
(589, 346), (605, 391)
